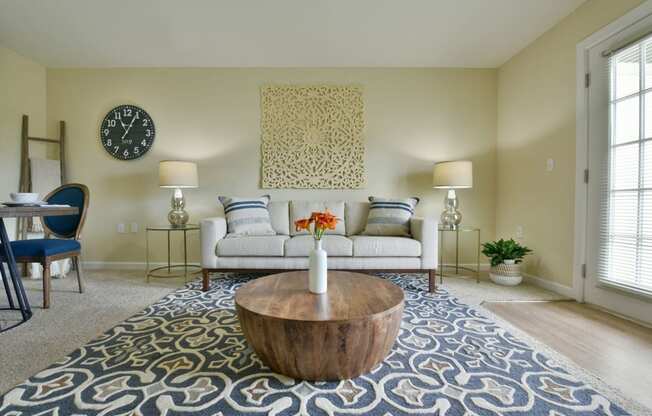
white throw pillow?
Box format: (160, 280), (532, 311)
(218, 195), (276, 237)
(290, 201), (346, 236)
(363, 197), (419, 237)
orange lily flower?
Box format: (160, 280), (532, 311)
(294, 218), (311, 232)
(295, 210), (340, 239)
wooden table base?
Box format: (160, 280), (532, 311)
(235, 271), (404, 381)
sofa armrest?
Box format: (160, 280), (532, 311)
(411, 216), (437, 270)
(200, 216), (227, 268)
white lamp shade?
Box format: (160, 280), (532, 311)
(159, 161), (198, 188)
(433, 160), (473, 189)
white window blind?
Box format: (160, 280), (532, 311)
(599, 36), (652, 295)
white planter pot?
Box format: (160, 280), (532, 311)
(489, 262), (522, 286)
(309, 239), (328, 294)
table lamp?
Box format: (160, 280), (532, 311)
(433, 160), (473, 230)
(159, 160), (198, 227)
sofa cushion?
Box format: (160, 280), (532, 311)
(351, 236), (421, 257)
(285, 235), (353, 257)
(218, 195), (276, 237)
(363, 197), (419, 237)
(345, 202), (370, 236)
(217, 235), (289, 256)
(268, 201), (290, 235)
(290, 201), (346, 236)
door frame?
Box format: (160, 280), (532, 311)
(574, 0), (652, 303)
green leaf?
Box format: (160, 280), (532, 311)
(481, 238), (532, 267)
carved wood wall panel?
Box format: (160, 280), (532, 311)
(261, 85), (365, 189)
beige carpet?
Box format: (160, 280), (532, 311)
(0, 269), (179, 394)
(0, 270), (564, 395)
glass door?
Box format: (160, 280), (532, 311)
(585, 16), (652, 324)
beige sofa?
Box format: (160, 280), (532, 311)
(200, 200), (438, 291)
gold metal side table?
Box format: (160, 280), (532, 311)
(146, 224), (201, 281)
(438, 226), (481, 284)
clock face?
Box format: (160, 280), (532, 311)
(100, 105), (155, 160)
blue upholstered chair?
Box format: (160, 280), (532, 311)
(2, 184), (89, 308)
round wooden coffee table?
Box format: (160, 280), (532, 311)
(235, 271), (404, 381)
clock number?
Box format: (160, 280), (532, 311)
(142, 119), (148, 127)
(103, 129), (109, 136)
(106, 139), (112, 146)
(141, 139), (148, 147)
(145, 129), (151, 137)
(134, 147), (140, 155)
(134, 111), (140, 119)
(123, 108), (132, 117)
(113, 111), (121, 120)
(123, 149), (130, 157)
(113, 146), (119, 154)
(107, 119), (116, 127)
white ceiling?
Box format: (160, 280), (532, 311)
(0, 0), (585, 68)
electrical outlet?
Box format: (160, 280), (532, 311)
(515, 225), (524, 239)
(546, 158), (555, 172)
(117, 223), (126, 233)
(130, 222), (139, 233)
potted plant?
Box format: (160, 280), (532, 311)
(481, 238), (532, 286)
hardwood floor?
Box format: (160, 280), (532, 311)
(485, 300), (652, 409)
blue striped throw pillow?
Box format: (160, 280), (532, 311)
(363, 197), (419, 236)
(218, 195), (276, 237)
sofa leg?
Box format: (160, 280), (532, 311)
(202, 269), (210, 292)
(428, 269), (436, 293)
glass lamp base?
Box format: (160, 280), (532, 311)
(440, 189), (462, 229)
(168, 210), (189, 227)
(168, 188), (189, 227)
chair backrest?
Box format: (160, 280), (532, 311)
(42, 183), (89, 240)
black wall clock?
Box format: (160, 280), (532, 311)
(100, 104), (155, 160)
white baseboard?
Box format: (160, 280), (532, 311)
(439, 262), (491, 271)
(83, 261), (576, 299)
(443, 263), (575, 299)
(89, 261), (488, 272)
(523, 273), (575, 299)
(82, 261), (198, 270)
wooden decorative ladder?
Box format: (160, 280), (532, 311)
(16, 114), (67, 241)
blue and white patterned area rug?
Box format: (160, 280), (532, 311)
(0, 274), (633, 415)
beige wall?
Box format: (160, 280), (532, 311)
(6, 0), (646, 278)
(496, 0), (645, 287)
(46, 68), (497, 264)
(0, 44), (47, 238)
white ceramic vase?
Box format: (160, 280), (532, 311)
(309, 239), (327, 294)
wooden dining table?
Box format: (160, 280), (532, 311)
(0, 205), (79, 331)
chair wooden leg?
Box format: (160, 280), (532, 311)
(428, 269), (436, 293)
(202, 269), (210, 291)
(73, 256), (84, 293)
(42, 261), (51, 309)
